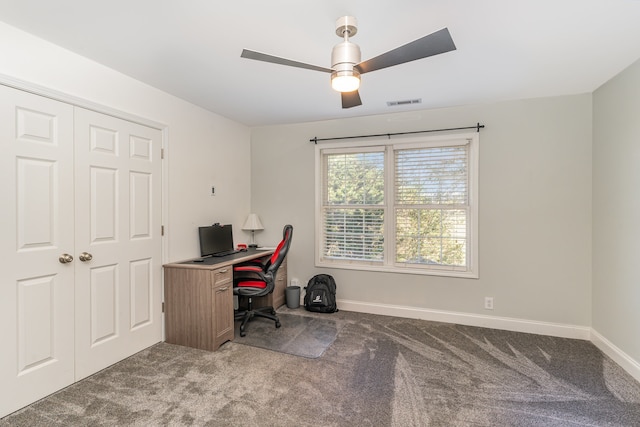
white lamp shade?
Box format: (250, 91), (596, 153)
(242, 213), (264, 231)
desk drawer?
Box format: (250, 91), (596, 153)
(212, 266), (232, 285)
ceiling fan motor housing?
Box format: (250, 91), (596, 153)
(331, 16), (362, 92)
(332, 41), (361, 71)
(331, 40), (361, 92)
(332, 16), (361, 71)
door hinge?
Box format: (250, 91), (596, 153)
(161, 225), (165, 236)
(162, 302), (165, 313)
(161, 148), (165, 159)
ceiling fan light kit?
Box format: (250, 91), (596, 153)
(331, 69), (360, 92)
(241, 15), (456, 109)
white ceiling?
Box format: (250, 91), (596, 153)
(1, 0), (640, 127)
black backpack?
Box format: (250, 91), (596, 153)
(304, 274), (338, 313)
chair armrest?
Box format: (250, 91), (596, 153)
(233, 265), (263, 272)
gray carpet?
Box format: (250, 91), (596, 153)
(2, 308), (640, 426)
(234, 312), (343, 358)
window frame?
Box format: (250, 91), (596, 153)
(315, 132), (479, 278)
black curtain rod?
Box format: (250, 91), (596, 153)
(310, 122), (484, 144)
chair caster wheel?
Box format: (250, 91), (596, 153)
(240, 329), (246, 337)
(271, 309), (276, 315)
(275, 321), (281, 328)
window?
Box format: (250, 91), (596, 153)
(316, 133), (478, 278)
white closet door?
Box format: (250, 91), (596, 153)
(0, 85), (75, 417)
(73, 108), (162, 380)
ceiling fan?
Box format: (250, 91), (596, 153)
(241, 16), (456, 109)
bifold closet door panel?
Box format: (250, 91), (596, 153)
(0, 85), (164, 416)
(0, 85), (75, 418)
(73, 107), (163, 380)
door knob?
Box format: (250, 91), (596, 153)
(59, 253), (74, 264)
(79, 252), (93, 262)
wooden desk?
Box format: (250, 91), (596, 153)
(163, 249), (287, 351)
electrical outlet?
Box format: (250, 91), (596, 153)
(484, 297), (494, 310)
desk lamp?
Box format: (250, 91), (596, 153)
(242, 213), (264, 248)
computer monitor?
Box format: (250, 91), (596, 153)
(198, 224), (234, 257)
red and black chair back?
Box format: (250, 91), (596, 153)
(233, 224), (293, 337)
(234, 224), (292, 294)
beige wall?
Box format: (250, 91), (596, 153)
(0, 18), (600, 330)
(3, 12), (639, 378)
(251, 95), (593, 327)
(3, 12), (639, 379)
(593, 57), (640, 363)
(0, 22), (252, 262)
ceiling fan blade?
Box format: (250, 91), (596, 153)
(356, 28), (456, 74)
(241, 49), (333, 73)
(341, 90), (362, 109)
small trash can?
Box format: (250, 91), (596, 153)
(285, 286), (301, 309)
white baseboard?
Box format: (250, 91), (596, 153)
(590, 329), (640, 383)
(337, 299), (591, 340)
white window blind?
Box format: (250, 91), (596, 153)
(321, 151), (385, 262)
(394, 145), (469, 269)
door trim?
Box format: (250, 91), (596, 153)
(0, 73), (165, 130)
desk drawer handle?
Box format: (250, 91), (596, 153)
(218, 269), (229, 274)
(218, 286), (229, 291)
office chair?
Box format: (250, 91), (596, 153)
(233, 223), (290, 274)
(233, 224), (293, 337)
